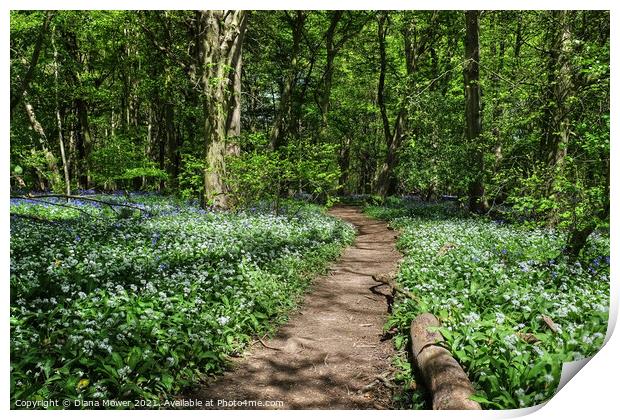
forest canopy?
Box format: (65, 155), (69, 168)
(10, 10), (609, 254)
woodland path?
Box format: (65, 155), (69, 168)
(190, 206), (401, 409)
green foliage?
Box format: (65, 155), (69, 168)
(14, 149), (64, 193)
(225, 134), (342, 209)
(177, 154), (205, 200)
(10, 194), (355, 406)
(366, 199), (609, 409)
(226, 150), (281, 208)
(288, 139), (342, 201)
(88, 135), (165, 188)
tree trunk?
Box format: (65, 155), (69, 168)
(541, 11), (572, 169)
(375, 12), (393, 197)
(338, 137), (351, 192)
(490, 13), (506, 175)
(269, 11), (304, 150)
(225, 10), (247, 157)
(376, 12), (391, 145)
(52, 27), (71, 196)
(165, 103), (178, 189)
(376, 12), (431, 197)
(199, 10), (247, 208)
(564, 162), (609, 258)
(75, 99), (92, 189)
(515, 14), (523, 60)
(62, 31), (92, 189)
(318, 11), (343, 136)
(464, 10), (487, 213)
(23, 92), (61, 190)
(376, 111), (405, 197)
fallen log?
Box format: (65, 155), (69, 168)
(410, 313), (481, 410)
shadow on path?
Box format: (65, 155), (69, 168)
(187, 206), (402, 409)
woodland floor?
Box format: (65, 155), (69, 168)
(189, 206), (401, 409)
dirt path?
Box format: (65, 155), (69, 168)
(190, 206), (401, 409)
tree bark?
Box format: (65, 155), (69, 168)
(376, 12), (391, 146)
(164, 103), (177, 189)
(564, 162), (609, 258)
(199, 10), (247, 208)
(225, 11), (247, 156)
(464, 10), (487, 213)
(376, 12), (434, 197)
(62, 30), (92, 189)
(338, 136), (351, 191)
(374, 12), (394, 197)
(541, 11), (572, 169)
(490, 13), (506, 175)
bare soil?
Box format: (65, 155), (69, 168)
(190, 206), (401, 409)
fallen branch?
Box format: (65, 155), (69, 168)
(10, 212), (53, 223)
(11, 194), (150, 215)
(22, 198), (94, 218)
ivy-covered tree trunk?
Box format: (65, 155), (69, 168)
(464, 10), (487, 214)
(199, 10), (247, 208)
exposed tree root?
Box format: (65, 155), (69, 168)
(371, 273), (419, 302)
